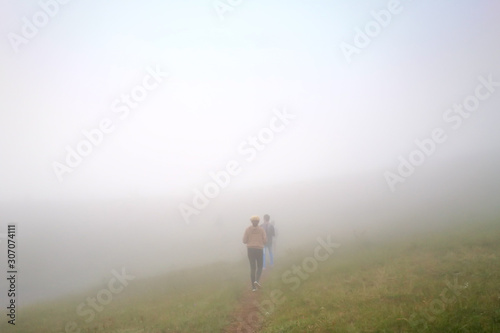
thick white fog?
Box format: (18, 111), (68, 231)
(0, 0), (499, 309)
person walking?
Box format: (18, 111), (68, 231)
(262, 214), (275, 269)
(271, 220), (277, 258)
(243, 215), (267, 291)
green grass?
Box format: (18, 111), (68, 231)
(3, 219), (500, 332)
(259, 219), (500, 332)
(2, 261), (249, 333)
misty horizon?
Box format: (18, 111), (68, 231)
(1, 1), (499, 331)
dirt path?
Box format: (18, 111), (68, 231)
(223, 270), (269, 333)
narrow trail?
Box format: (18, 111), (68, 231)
(223, 269), (270, 333)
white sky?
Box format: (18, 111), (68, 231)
(1, 0), (499, 202)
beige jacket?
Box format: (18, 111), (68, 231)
(243, 225), (267, 249)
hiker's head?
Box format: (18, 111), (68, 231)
(263, 214), (270, 223)
(250, 215), (260, 226)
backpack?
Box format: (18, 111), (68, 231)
(264, 223), (275, 238)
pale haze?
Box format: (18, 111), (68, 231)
(0, 0), (499, 308)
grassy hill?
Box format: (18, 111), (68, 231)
(3, 219), (499, 333)
(3, 261), (249, 333)
(258, 219), (500, 332)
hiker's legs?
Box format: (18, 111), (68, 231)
(267, 244), (274, 266)
(263, 245), (273, 268)
(247, 248), (257, 287)
(263, 247), (266, 268)
(256, 248), (263, 283)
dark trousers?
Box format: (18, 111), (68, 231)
(247, 247), (263, 287)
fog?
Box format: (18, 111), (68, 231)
(0, 0), (499, 310)
(2, 154), (499, 307)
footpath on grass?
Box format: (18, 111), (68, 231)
(224, 269), (271, 333)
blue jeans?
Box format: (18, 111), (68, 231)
(263, 244), (274, 268)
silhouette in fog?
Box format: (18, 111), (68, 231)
(243, 215), (267, 291)
(262, 214), (275, 269)
(271, 220), (277, 257)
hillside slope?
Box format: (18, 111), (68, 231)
(2, 219), (499, 333)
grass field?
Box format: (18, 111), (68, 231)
(258, 220), (500, 332)
(3, 261), (250, 333)
(2, 219), (499, 333)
